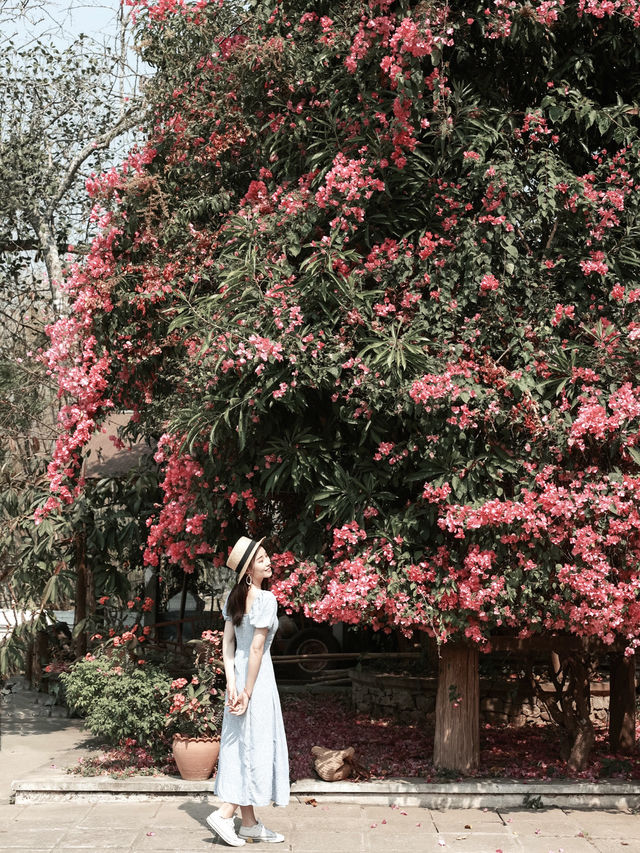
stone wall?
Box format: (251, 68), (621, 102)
(349, 669), (611, 726)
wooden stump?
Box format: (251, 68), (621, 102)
(434, 643), (479, 773)
(609, 652), (636, 755)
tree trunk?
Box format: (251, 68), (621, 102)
(609, 652), (636, 755)
(566, 654), (595, 772)
(143, 567), (158, 633)
(177, 573), (188, 646)
(73, 530), (88, 658)
(24, 638), (34, 686)
(30, 213), (64, 293)
(568, 721), (596, 771)
(434, 643), (479, 773)
(33, 629), (49, 691)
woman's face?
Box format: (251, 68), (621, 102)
(248, 546), (271, 586)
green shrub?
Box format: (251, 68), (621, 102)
(61, 655), (172, 752)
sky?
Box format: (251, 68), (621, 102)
(3, 0), (146, 247)
(5, 0), (131, 51)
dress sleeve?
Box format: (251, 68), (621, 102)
(249, 592), (278, 629)
(221, 592), (232, 622)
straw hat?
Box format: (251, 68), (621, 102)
(226, 536), (265, 582)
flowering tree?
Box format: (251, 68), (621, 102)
(40, 0), (640, 770)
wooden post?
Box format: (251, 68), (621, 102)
(609, 652), (636, 754)
(434, 643), (480, 773)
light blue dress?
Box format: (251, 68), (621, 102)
(214, 589), (290, 807)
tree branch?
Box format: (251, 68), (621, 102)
(48, 106), (141, 212)
(0, 237), (89, 254)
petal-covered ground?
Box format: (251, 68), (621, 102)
(281, 693), (640, 782)
(69, 691), (640, 781)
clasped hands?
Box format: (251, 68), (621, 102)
(226, 685), (250, 716)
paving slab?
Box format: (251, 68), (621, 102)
(504, 838), (595, 853)
(75, 802), (162, 827)
(151, 802), (215, 829)
(592, 841), (640, 853)
(130, 828), (219, 849)
(361, 807), (433, 836)
(0, 804), (23, 822)
(432, 831), (522, 852)
(499, 808), (583, 837)
(10, 803), (93, 828)
(362, 820), (436, 836)
(0, 827), (66, 851)
(368, 836), (443, 853)
(431, 807), (507, 831)
(54, 828), (140, 849)
(283, 830), (369, 853)
(565, 810), (640, 838)
(363, 802), (434, 822)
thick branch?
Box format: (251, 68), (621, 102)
(28, 212), (63, 289)
(0, 238), (89, 254)
(48, 106), (140, 212)
(545, 220), (558, 251)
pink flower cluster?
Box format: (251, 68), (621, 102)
(479, 273), (500, 293)
(315, 153), (385, 229)
(578, 0), (640, 25)
(144, 434), (213, 573)
(580, 250), (609, 277)
(569, 384), (640, 450)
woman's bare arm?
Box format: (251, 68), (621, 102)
(229, 626), (268, 716)
(222, 619), (238, 706)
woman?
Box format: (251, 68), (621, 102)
(207, 536), (289, 846)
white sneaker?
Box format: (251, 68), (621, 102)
(238, 820), (285, 843)
(206, 811), (246, 847)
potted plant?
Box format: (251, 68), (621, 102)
(165, 629), (226, 781)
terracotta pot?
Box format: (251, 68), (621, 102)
(172, 734), (220, 781)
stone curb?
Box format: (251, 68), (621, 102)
(11, 774), (640, 810)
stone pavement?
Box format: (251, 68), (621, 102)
(1, 800), (639, 853)
(1, 680), (640, 852)
(0, 679), (98, 809)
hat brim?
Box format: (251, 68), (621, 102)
(235, 536), (265, 582)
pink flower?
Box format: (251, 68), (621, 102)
(479, 273), (500, 293)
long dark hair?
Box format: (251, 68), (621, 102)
(226, 557), (270, 626)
